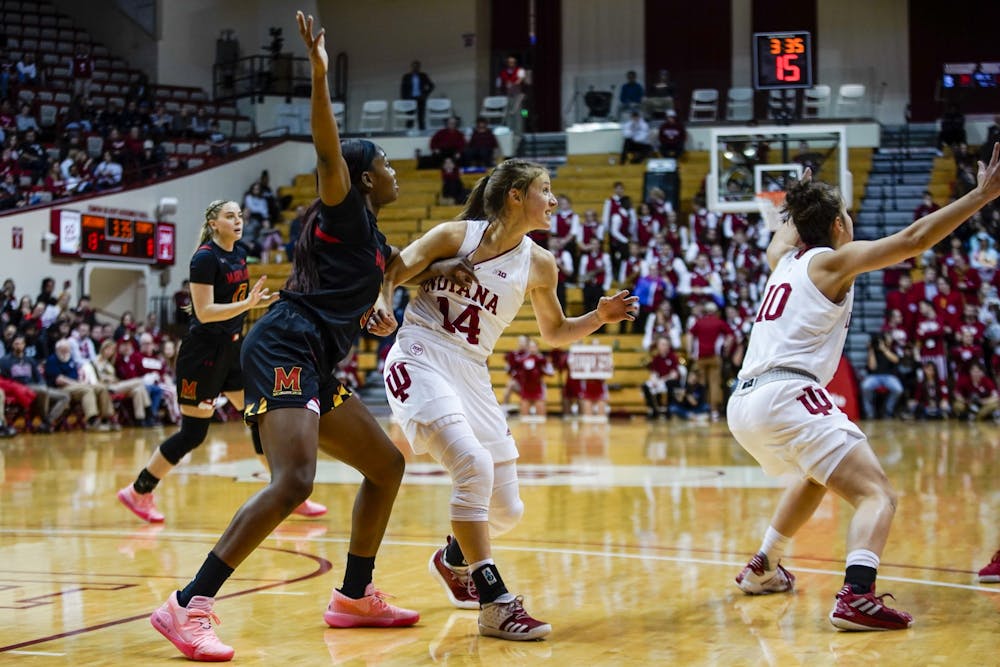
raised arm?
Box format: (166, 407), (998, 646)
(816, 142), (1000, 296)
(296, 11), (350, 206)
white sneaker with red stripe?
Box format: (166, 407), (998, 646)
(829, 584), (913, 631)
(478, 596), (551, 641)
(735, 552), (796, 594)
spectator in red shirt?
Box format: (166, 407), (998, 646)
(517, 339), (553, 420)
(642, 336), (682, 420)
(657, 110), (686, 158)
(428, 116), (466, 168)
(912, 191), (940, 221)
(915, 300), (948, 380)
(687, 301), (733, 420)
(500, 335), (529, 409)
(953, 363), (1000, 421)
(950, 329), (984, 382)
(115, 336), (164, 425)
(884, 273), (920, 335)
(909, 361), (950, 420)
(932, 276), (963, 335)
(462, 117), (499, 168)
(72, 44), (94, 98)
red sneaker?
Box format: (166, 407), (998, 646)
(429, 537), (479, 609)
(735, 553), (795, 594)
(117, 484), (165, 523)
(829, 584), (913, 631)
(979, 550), (1000, 583)
(324, 584), (419, 628)
(478, 595), (551, 641)
(292, 499), (328, 517)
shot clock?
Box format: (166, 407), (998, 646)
(49, 208), (176, 265)
(753, 31), (813, 90)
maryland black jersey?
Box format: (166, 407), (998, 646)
(188, 240), (249, 337)
(280, 187), (391, 351)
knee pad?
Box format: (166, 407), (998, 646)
(417, 414), (494, 523)
(159, 416), (212, 464)
(488, 462), (524, 537)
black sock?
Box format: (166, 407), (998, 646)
(444, 536), (466, 567)
(471, 562), (508, 604)
(133, 468), (160, 494)
(177, 551), (234, 607)
(339, 553), (376, 599)
(844, 565), (877, 594)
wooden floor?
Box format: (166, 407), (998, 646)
(1, 416), (998, 664)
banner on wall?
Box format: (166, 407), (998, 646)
(826, 355), (860, 422)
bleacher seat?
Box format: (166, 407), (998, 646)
(688, 88), (719, 122)
(725, 87), (754, 121)
(425, 98), (453, 128)
(391, 99), (418, 130)
(358, 100), (388, 133)
(802, 85), (831, 118)
(479, 95), (508, 127)
(834, 83), (866, 118)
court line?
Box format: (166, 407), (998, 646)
(2, 527), (997, 595)
(0, 542), (332, 654)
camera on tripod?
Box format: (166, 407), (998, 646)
(264, 27), (283, 57)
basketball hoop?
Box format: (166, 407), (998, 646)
(755, 190), (786, 231)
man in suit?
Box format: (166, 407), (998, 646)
(400, 60), (435, 130)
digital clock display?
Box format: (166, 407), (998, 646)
(753, 31), (813, 90)
(50, 209), (175, 265)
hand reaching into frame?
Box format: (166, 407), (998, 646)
(296, 11), (328, 75)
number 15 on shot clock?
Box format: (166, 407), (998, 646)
(752, 31), (813, 90)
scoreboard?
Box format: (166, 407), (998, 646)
(50, 208), (176, 265)
(753, 31), (813, 90)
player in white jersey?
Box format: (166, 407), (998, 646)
(729, 148), (1000, 632)
(369, 158), (638, 641)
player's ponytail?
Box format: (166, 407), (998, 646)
(784, 178), (842, 246)
(458, 159), (548, 222)
(285, 198), (324, 293)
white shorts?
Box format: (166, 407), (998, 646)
(727, 377), (864, 484)
(384, 332), (518, 462)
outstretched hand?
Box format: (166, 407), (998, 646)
(365, 294), (398, 337)
(976, 141), (1000, 201)
(296, 11), (328, 74)
(434, 256), (478, 289)
(596, 290), (640, 324)
(246, 276), (279, 309)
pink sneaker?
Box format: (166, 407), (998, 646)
(735, 552), (796, 594)
(829, 584), (913, 631)
(292, 498), (328, 517)
(478, 595), (551, 641)
(428, 537), (479, 609)
(324, 583), (419, 628)
(979, 550), (1000, 583)
(150, 592), (234, 662)
(117, 484), (164, 523)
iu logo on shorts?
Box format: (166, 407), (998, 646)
(385, 361), (412, 402)
(273, 366), (303, 396)
(796, 386), (834, 415)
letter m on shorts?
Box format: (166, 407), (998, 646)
(180, 379), (198, 401)
(273, 366), (303, 395)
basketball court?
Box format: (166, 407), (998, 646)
(1, 417), (997, 663)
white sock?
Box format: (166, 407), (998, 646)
(846, 549), (880, 570)
(758, 526), (791, 569)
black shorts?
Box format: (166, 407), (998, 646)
(176, 331), (243, 408)
(242, 301), (353, 424)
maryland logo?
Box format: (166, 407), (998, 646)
(273, 366), (303, 396)
(180, 379), (198, 401)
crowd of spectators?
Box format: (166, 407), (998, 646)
(0, 276), (183, 433)
(862, 166), (1000, 421)
(0, 42), (243, 212)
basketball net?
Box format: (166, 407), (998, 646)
(755, 190), (786, 231)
